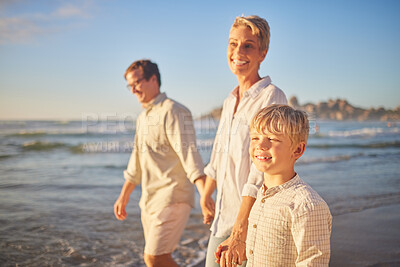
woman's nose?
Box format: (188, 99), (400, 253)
(234, 43), (246, 55)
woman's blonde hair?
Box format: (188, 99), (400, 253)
(251, 104), (310, 146)
(231, 15), (270, 53)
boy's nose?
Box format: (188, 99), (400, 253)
(258, 140), (271, 150)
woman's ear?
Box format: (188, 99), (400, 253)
(259, 48), (268, 64)
(293, 142), (306, 160)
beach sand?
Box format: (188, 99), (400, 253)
(191, 204), (400, 267)
(330, 204), (400, 266)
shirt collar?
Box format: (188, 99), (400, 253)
(261, 173), (300, 197)
(230, 76), (272, 99)
(143, 92), (167, 110)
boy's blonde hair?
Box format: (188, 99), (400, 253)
(231, 15), (270, 53)
(251, 104), (309, 147)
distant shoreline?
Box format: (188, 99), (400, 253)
(199, 96), (400, 122)
(1, 97), (399, 122)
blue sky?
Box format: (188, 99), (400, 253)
(0, 0), (399, 120)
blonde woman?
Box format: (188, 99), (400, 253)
(200, 15), (287, 267)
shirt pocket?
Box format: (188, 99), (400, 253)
(262, 217), (289, 249)
(139, 119), (168, 153)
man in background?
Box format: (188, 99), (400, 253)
(114, 59), (206, 267)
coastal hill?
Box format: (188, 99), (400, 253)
(200, 96), (400, 121)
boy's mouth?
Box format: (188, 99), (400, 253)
(256, 155), (271, 160)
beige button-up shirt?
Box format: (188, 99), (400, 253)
(204, 77), (287, 237)
(246, 174), (332, 266)
(124, 93), (205, 213)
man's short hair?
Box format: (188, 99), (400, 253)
(251, 104), (310, 147)
(124, 59), (161, 87)
(231, 15), (270, 53)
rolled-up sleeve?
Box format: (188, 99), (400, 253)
(241, 163), (263, 197)
(123, 132), (142, 185)
(165, 106), (205, 184)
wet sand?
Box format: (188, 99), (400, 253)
(190, 204), (400, 267)
(330, 204), (400, 266)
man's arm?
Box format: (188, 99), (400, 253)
(114, 180), (136, 221)
(200, 176), (216, 224)
(215, 196), (255, 266)
(194, 175), (206, 196)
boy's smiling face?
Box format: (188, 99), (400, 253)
(249, 129), (303, 181)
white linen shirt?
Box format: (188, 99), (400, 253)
(204, 76), (287, 237)
(123, 93), (205, 214)
(246, 174), (332, 266)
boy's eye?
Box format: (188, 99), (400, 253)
(245, 44), (253, 49)
(268, 137), (280, 142)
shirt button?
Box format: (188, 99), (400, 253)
(253, 224), (257, 228)
(261, 199), (265, 203)
(249, 250), (253, 255)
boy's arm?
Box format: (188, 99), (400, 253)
(215, 196), (256, 266)
(292, 203), (332, 266)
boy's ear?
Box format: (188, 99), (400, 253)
(293, 142), (306, 160)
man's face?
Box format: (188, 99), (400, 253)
(126, 69), (159, 105)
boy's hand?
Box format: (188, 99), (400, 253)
(215, 236), (247, 267)
(200, 195), (215, 224)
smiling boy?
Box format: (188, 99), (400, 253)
(245, 104), (332, 266)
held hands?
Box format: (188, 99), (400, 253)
(200, 194), (215, 224)
(215, 236), (247, 267)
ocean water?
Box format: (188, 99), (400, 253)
(0, 119), (399, 266)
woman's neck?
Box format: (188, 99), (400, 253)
(233, 73), (262, 115)
(237, 73), (261, 97)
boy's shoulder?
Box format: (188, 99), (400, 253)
(288, 176), (330, 216)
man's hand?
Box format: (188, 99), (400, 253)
(200, 194), (215, 224)
(199, 176), (217, 224)
(114, 196), (129, 221)
(114, 180), (136, 221)
(215, 236), (247, 267)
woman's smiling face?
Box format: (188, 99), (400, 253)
(227, 25), (267, 78)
